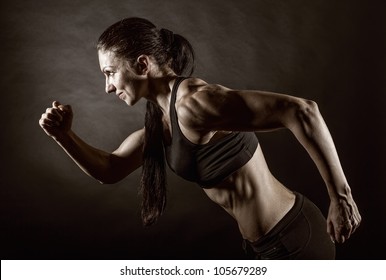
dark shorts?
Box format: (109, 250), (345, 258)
(242, 192), (335, 259)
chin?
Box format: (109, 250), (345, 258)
(124, 98), (139, 106)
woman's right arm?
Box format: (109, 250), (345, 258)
(39, 101), (144, 184)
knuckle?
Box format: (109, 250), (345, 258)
(47, 107), (58, 114)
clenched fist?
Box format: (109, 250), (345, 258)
(39, 101), (73, 141)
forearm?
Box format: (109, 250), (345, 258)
(287, 100), (350, 201)
(54, 130), (116, 183)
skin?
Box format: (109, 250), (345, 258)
(39, 49), (361, 244)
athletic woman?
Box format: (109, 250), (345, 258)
(39, 17), (361, 259)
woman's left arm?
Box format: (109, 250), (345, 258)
(179, 84), (361, 243)
(278, 97), (362, 244)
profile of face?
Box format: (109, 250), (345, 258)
(98, 50), (147, 106)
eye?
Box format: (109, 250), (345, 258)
(103, 69), (115, 77)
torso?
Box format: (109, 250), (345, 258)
(202, 145), (295, 241)
(163, 77), (295, 242)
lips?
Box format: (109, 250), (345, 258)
(117, 92), (125, 100)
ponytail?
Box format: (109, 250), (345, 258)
(160, 28), (195, 76)
(140, 101), (167, 226)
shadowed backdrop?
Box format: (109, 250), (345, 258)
(0, 0), (385, 259)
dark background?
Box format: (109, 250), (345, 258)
(1, 0), (385, 260)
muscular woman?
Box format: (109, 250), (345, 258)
(39, 17), (361, 259)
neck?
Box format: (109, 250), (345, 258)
(145, 74), (178, 114)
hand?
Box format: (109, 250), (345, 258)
(39, 101), (73, 140)
(327, 192), (361, 243)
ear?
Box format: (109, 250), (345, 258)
(135, 55), (151, 75)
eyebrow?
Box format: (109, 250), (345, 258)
(102, 66), (114, 71)
(101, 66), (117, 74)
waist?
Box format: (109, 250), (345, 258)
(202, 146), (297, 240)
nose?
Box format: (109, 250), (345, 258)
(105, 80), (116, 94)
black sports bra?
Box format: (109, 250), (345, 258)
(164, 77), (259, 186)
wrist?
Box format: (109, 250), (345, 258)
(327, 182), (352, 203)
(53, 130), (74, 144)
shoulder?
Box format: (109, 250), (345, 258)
(176, 77), (233, 130)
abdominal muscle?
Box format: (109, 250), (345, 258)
(202, 144), (296, 242)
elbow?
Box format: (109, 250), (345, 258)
(98, 180), (113, 185)
(285, 98), (321, 133)
(94, 170), (122, 185)
(298, 99), (320, 121)
(97, 176), (121, 185)
(296, 99), (322, 135)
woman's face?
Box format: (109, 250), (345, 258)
(98, 50), (146, 106)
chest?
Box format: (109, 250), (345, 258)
(162, 114), (230, 146)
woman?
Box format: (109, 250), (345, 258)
(39, 17), (361, 259)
